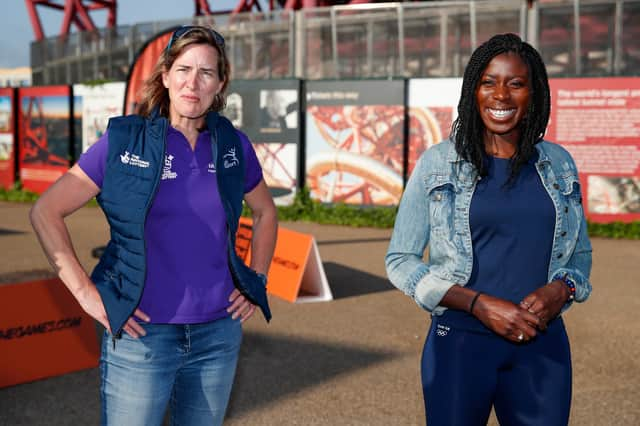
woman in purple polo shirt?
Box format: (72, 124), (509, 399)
(30, 26), (277, 425)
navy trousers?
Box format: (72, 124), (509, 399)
(421, 317), (572, 426)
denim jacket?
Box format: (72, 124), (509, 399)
(385, 139), (592, 315)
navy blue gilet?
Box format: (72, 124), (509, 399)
(91, 110), (271, 336)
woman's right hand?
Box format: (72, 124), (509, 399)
(472, 293), (541, 343)
(75, 283), (111, 334)
(76, 284), (150, 338)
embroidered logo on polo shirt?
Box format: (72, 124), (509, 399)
(436, 324), (450, 337)
(223, 147), (239, 169)
(208, 162), (216, 174)
(161, 154), (177, 180)
(120, 151), (150, 168)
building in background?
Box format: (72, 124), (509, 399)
(29, 0), (640, 85)
(0, 67), (32, 87)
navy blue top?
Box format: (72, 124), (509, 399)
(436, 152), (555, 333)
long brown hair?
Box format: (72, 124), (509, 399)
(136, 26), (231, 117)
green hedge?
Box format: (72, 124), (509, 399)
(0, 182), (39, 202)
(587, 221), (640, 239)
(3, 184), (639, 239)
(259, 187), (397, 228)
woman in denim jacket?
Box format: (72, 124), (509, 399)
(386, 33), (592, 426)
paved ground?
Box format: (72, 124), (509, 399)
(0, 201), (638, 425)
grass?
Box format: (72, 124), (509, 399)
(3, 183), (638, 239)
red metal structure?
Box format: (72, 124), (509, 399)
(25, 0), (383, 41)
(25, 0), (117, 41)
(194, 0), (213, 15)
(21, 97), (67, 166)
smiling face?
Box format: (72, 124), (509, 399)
(162, 43), (225, 127)
(475, 52), (531, 147)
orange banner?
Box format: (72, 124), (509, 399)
(0, 278), (99, 388)
(124, 29), (174, 115)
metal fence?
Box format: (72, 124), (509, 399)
(30, 0), (640, 85)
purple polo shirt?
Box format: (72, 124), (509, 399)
(78, 126), (263, 324)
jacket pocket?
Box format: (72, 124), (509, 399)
(101, 268), (125, 292)
(556, 172), (583, 244)
(425, 175), (456, 237)
(558, 172), (581, 197)
(558, 172), (583, 210)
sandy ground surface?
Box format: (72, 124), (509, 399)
(0, 201), (638, 425)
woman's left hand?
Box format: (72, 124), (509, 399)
(519, 280), (570, 330)
(227, 289), (256, 322)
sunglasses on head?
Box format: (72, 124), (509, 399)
(165, 25), (225, 54)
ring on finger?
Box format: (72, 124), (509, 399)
(517, 332), (524, 341)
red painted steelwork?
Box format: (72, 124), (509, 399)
(25, 0), (116, 41)
(195, 0), (213, 15)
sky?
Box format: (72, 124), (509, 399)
(0, 0), (240, 68)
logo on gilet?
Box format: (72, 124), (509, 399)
(120, 151), (150, 168)
(223, 147), (239, 169)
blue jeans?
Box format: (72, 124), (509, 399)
(100, 316), (242, 426)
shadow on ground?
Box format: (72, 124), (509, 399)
(0, 228), (25, 236)
(317, 237), (390, 246)
(0, 329), (398, 425)
(323, 262), (394, 299)
(226, 331), (397, 419)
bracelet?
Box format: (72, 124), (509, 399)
(553, 273), (576, 305)
(469, 291), (482, 313)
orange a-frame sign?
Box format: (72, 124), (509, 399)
(0, 278), (100, 388)
(236, 217), (332, 303)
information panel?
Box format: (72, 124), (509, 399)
(224, 80), (301, 206)
(407, 78), (462, 175)
(72, 82), (125, 156)
(305, 80), (405, 206)
(18, 86), (71, 194)
(0, 88), (15, 189)
(548, 77), (640, 222)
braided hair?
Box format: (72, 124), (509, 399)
(451, 33), (550, 184)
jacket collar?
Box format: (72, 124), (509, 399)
(534, 140), (553, 165)
(444, 138), (552, 165)
(445, 139), (466, 163)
